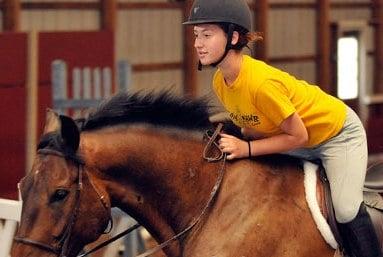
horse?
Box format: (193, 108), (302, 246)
(11, 91), (337, 257)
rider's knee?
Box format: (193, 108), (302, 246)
(333, 202), (361, 223)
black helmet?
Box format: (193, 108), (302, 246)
(183, 0), (252, 32)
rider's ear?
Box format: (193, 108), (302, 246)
(59, 115), (80, 152)
(231, 31), (240, 46)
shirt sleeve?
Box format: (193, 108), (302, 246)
(254, 79), (296, 126)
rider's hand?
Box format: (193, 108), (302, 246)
(219, 133), (249, 160)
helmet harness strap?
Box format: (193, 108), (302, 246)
(198, 23), (235, 71)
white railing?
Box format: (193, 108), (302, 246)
(0, 198), (22, 257)
(51, 59), (131, 117)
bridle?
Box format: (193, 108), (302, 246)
(14, 148), (110, 257)
(13, 124), (226, 257)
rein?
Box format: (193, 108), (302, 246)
(203, 123), (224, 162)
(14, 124), (226, 257)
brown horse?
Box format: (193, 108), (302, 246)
(11, 91), (336, 257)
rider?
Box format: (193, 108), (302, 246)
(183, 0), (381, 256)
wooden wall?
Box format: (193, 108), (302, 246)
(117, 7), (184, 94)
(1, 1), (381, 95)
(0, 33), (27, 199)
(0, 31), (114, 199)
(0, 0), (382, 151)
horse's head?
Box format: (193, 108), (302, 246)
(12, 110), (111, 257)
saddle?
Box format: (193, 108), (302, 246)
(312, 161), (383, 251)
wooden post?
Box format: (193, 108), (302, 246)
(100, 0), (116, 94)
(2, 0), (21, 31)
(253, 0), (268, 61)
(100, 0), (117, 31)
(316, 0), (331, 93)
(25, 31), (39, 173)
(372, 0), (383, 94)
(182, 0), (198, 97)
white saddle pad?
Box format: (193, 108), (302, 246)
(303, 161), (338, 249)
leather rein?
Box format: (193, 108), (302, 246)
(14, 123), (226, 257)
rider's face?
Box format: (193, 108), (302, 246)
(193, 24), (227, 66)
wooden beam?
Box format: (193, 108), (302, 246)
(372, 0), (383, 94)
(270, 2), (315, 9)
(100, 0), (117, 31)
(21, 2), (98, 10)
(132, 62), (182, 72)
(118, 2), (182, 10)
(253, 0), (269, 61)
(182, 0), (197, 98)
(16, 1), (372, 11)
(316, 0), (331, 93)
(269, 2), (371, 9)
(21, 2), (182, 10)
(2, 0), (21, 31)
(332, 2), (372, 9)
(269, 54), (316, 63)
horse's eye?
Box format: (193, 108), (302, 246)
(51, 189), (69, 203)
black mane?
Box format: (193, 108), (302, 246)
(81, 91), (213, 131)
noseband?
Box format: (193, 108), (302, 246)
(14, 148), (110, 257)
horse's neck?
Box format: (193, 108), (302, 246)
(80, 126), (218, 255)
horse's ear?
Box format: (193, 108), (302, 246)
(59, 115), (80, 152)
(43, 109), (61, 134)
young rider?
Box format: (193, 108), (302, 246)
(183, 1), (381, 256)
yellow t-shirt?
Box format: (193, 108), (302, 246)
(213, 55), (347, 147)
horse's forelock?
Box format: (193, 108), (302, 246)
(37, 132), (82, 163)
(37, 132), (61, 150)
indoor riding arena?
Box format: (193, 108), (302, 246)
(0, 1), (382, 257)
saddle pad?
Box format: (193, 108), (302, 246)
(303, 161), (338, 249)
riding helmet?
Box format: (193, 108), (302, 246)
(183, 0), (252, 32)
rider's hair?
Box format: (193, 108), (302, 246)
(217, 23), (263, 50)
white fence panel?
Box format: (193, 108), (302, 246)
(0, 198), (22, 257)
